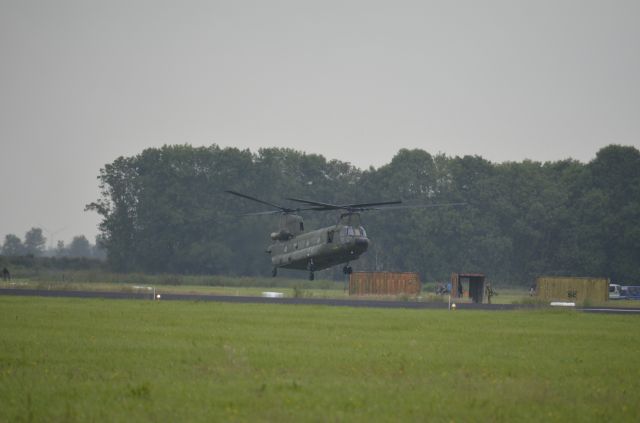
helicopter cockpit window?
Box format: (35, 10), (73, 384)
(359, 226), (367, 237)
(347, 226), (355, 236)
(327, 231), (334, 243)
(300, 222), (304, 231)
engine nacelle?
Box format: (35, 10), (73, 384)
(270, 230), (293, 241)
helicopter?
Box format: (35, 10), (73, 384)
(226, 190), (464, 281)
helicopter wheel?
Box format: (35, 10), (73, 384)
(271, 267), (278, 277)
(307, 260), (315, 281)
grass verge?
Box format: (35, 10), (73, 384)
(1, 296), (639, 422)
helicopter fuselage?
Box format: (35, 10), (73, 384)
(224, 190), (401, 279)
(226, 189), (461, 279)
(268, 223), (369, 271)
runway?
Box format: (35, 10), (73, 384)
(2, 287), (640, 314)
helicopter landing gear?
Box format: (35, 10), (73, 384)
(308, 259), (315, 281)
(271, 267), (278, 277)
(342, 263), (353, 293)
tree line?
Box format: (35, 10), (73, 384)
(86, 144), (640, 285)
(1, 228), (105, 259)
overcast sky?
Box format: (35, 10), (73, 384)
(1, 0), (639, 247)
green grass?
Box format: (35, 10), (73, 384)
(5, 268), (345, 290)
(10, 270), (640, 307)
(1, 297), (639, 422)
(1, 279), (350, 300)
(2, 277), (521, 303)
(0, 278), (524, 303)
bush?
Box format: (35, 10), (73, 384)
(292, 285), (307, 298)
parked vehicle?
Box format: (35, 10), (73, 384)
(609, 284), (624, 300)
(622, 286), (640, 300)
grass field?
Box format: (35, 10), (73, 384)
(5, 273), (640, 307)
(1, 297), (639, 422)
(2, 278), (535, 305)
(1, 279), (350, 301)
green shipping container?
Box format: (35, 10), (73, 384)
(536, 276), (609, 303)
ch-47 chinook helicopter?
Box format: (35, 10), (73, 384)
(226, 190), (464, 281)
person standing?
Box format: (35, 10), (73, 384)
(2, 267), (10, 281)
(485, 282), (495, 304)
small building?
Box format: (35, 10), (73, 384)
(451, 273), (486, 303)
(349, 272), (420, 296)
(536, 276), (609, 303)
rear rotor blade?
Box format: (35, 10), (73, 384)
(239, 210), (283, 216)
(287, 197), (402, 212)
(346, 200), (402, 209)
(286, 197), (341, 209)
(226, 190), (297, 213)
(370, 202), (467, 210)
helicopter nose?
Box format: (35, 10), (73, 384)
(355, 237), (369, 250)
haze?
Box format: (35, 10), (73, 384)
(1, 0), (639, 246)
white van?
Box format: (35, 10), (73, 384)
(609, 284), (623, 300)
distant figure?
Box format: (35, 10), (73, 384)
(2, 267), (10, 281)
(485, 282), (495, 304)
(529, 285), (535, 296)
(457, 281), (463, 297)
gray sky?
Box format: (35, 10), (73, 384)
(1, 0), (639, 247)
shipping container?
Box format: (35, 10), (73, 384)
(349, 272), (421, 296)
(536, 276), (609, 303)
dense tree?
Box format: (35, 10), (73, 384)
(87, 144), (640, 285)
(55, 240), (67, 257)
(24, 227), (46, 256)
(68, 235), (92, 258)
(50, 236), (104, 259)
(2, 234), (24, 256)
(92, 235), (107, 260)
(578, 145), (640, 281)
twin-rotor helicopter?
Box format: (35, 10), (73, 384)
(226, 190), (464, 280)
